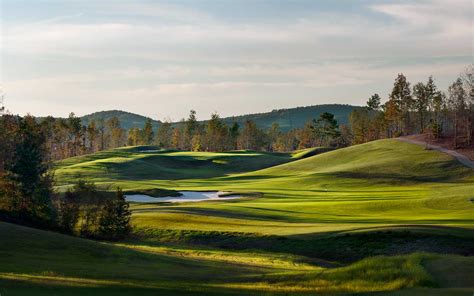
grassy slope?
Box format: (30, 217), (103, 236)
(54, 146), (296, 193)
(1, 222), (472, 295)
(54, 139), (474, 236)
(13, 139), (474, 294)
(119, 140), (474, 236)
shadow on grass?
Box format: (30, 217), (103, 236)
(132, 226), (474, 264)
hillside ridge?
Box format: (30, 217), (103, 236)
(80, 103), (360, 131)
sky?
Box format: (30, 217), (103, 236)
(1, 0), (472, 121)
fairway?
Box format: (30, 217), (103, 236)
(4, 2), (473, 294)
(56, 139), (474, 235)
(2, 139), (472, 295)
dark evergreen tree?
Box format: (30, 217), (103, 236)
(3, 115), (54, 225)
(98, 188), (131, 240)
(142, 118), (154, 145)
(366, 94), (381, 111)
(312, 112), (340, 146)
(58, 189), (80, 234)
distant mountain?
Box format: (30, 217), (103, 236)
(216, 104), (359, 131)
(81, 110), (161, 130)
(80, 104), (360, 131)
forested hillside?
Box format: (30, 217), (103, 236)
(80, 104), (358, 131)
(81, 110), (161, 130)
(216, 104), (358, 131)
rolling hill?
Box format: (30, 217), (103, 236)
(79, 104), (359, 131)
(2, 221), (472, 295)
(54, 139), (474, 235)
(53, 146), (327, 192)
(81, 110), (161, 130)
(217, 103), (358, 131)
(6, 139), (474, 295)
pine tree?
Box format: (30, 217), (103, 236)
(142, 118), (154, 145)
(366, 94), (381, 111)
(155, 121), (172, 148)
(312, 112), (340, 146)
(413, 82), (429, 133)
(3, 115), (54, 225)
(389, 74), (413, 135)
(98, 188), (131, 240)
(184, 110), (198, 150)
(228, 122), (240, 150)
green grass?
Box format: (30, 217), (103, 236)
(3, 222), (470, 295)
(4, 139), (474, 294)
(54, 146), (297, 192)
(90, 140), (473, 236)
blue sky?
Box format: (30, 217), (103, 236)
(1, 0), (472, 120)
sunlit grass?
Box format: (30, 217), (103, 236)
(8, 139), (473, 294)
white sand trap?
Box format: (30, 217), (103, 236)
(126, 191), (243, 203)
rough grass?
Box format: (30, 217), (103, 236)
(1, 222), (464, 295)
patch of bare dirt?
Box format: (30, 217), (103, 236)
(402, 134), (474, 161)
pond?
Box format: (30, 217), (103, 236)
(125, 191), (243, 203)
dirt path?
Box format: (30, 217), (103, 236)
(398, 138), (474, 169)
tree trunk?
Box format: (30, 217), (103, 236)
(453, 111), (458, 148)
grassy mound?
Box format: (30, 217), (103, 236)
(2, 222), (472, 295)
(24, 139), (473, 294)
(54, 146), (298, 191)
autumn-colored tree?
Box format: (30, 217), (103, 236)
(171, 124), (185, 150)
(127, 128), (141, 146)
(297, 120), (316, 149)
(389, 74), (414, 135)
(205, 113), (228, 151)
(383, 98), (401, 138)
(155, 121), (172, 148)
(107, 117), (125, 148)
(267, 123), (281, 152)
(349, 109), (369, 144)
(238, 120), (264, 150)
(448, 78), (468, 148)
(460, 66), (474, 145)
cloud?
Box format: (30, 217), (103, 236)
(4, 0), (471, 60)
(4, 60), (467, 120)
(2, 0), (472, 118)
(371, 0), (471, 40)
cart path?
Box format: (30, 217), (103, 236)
(397, 138), (474, 169)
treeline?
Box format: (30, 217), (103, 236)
(1, 68), (471, 237)
(3, 69), (469, 165)
(349, 68), (473, 147)
(0, 114), (131, 240)
(153, 110), (346, 152)
(15, 109), (346, 160)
